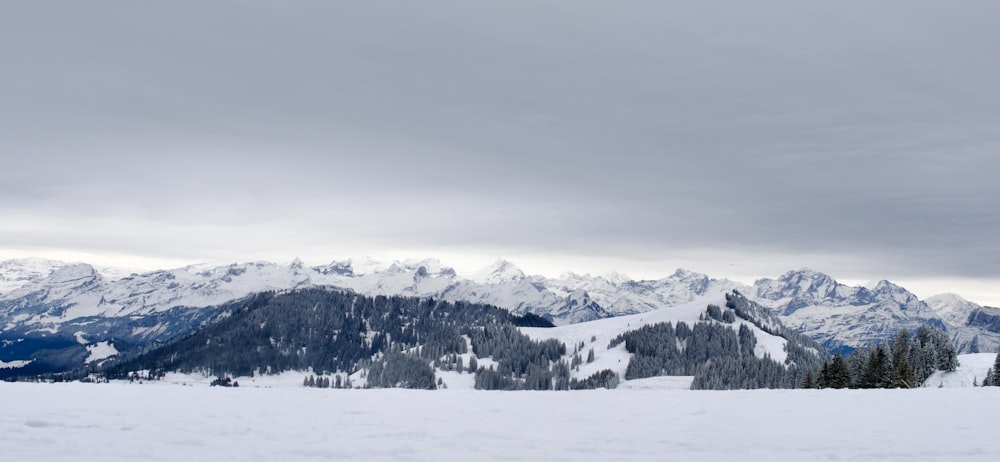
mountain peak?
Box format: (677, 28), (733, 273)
(345, 257), (385, 275)
(670, 268), (709, 280)
(925, 293), (981, 325)
(600, 271), (632, 285)
(775, 268), (838, 290)
(780, 268), (832, 281)
(557, 271), (582, 280)
(926, 293), (973, 305)
(0, 257), (71, 293)
(470, 259), (525, 285)
(870, 279), (907, 293)
(49, 263), (100, 280)
(753, 268), (840, 305)
(0, 257), (68, 268)
(926, 293), (979, 311)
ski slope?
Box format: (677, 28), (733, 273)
(1, 382), (997, 462)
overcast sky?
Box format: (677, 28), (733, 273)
(2, 1), (999, 303)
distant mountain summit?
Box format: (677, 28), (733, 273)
(0, 257), (68, 293)
(469, 259), (526, 285)
(1, 257), (998, 377)
(749, 269), (942, 351)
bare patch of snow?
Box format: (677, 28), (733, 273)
(85, 342), (119, 364)
(0, 359), (32, 369)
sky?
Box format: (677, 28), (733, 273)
(2, 1), (999, 304)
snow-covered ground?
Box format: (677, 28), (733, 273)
(1, 383), (997, 462)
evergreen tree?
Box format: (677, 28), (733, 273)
(893, 356), (915, 388)
(827, 354), (851, 389)
(802, 370), (816, 389)
(817, 362), (831, 388)
(984, 353), (1000, 387)
(859, 345), (891, 389)
(992, 353), (1000, 386)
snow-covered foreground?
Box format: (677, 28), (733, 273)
(1, 383), (997, 461)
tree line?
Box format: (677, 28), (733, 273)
(806, 325), (958, 389)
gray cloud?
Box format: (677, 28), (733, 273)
(2, 1), (999, 285)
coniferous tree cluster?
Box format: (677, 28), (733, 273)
(210, 376), (238, 387)
(726, 292), (830, 373)
(467, 324), (570, 390)
(607, 320), (815, 389)
(604, 293), (828, 390)
(702, 304), (736, 323)
(302, 373), (352, 389)
(810, 326), (958, 389)
(433, 353), (469, 373)
(367, 353), (437, 389)
(609, 321), (743, 378)
(418, 327), (468, 361)
(690, 355), (794, 390)
(569, 369), (620, 390)
(981, 353), (1000, 386)
(98, 289), (540, 386)
(472, 367), (522, 390)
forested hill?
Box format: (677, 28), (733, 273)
(92, 289), (832, 391)
(98, 288), (551, 382)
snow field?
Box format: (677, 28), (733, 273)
(1, 383), (997, 462)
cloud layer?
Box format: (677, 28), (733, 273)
(2, 1), (999, 293)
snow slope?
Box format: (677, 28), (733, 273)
(1, 383), (997, 462)
(923, 353), (998, 388)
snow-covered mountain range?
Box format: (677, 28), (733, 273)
(1, 256), (998, 376)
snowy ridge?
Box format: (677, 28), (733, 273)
(2, 257), (999, 377)
(752, 270), (1000, 353)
